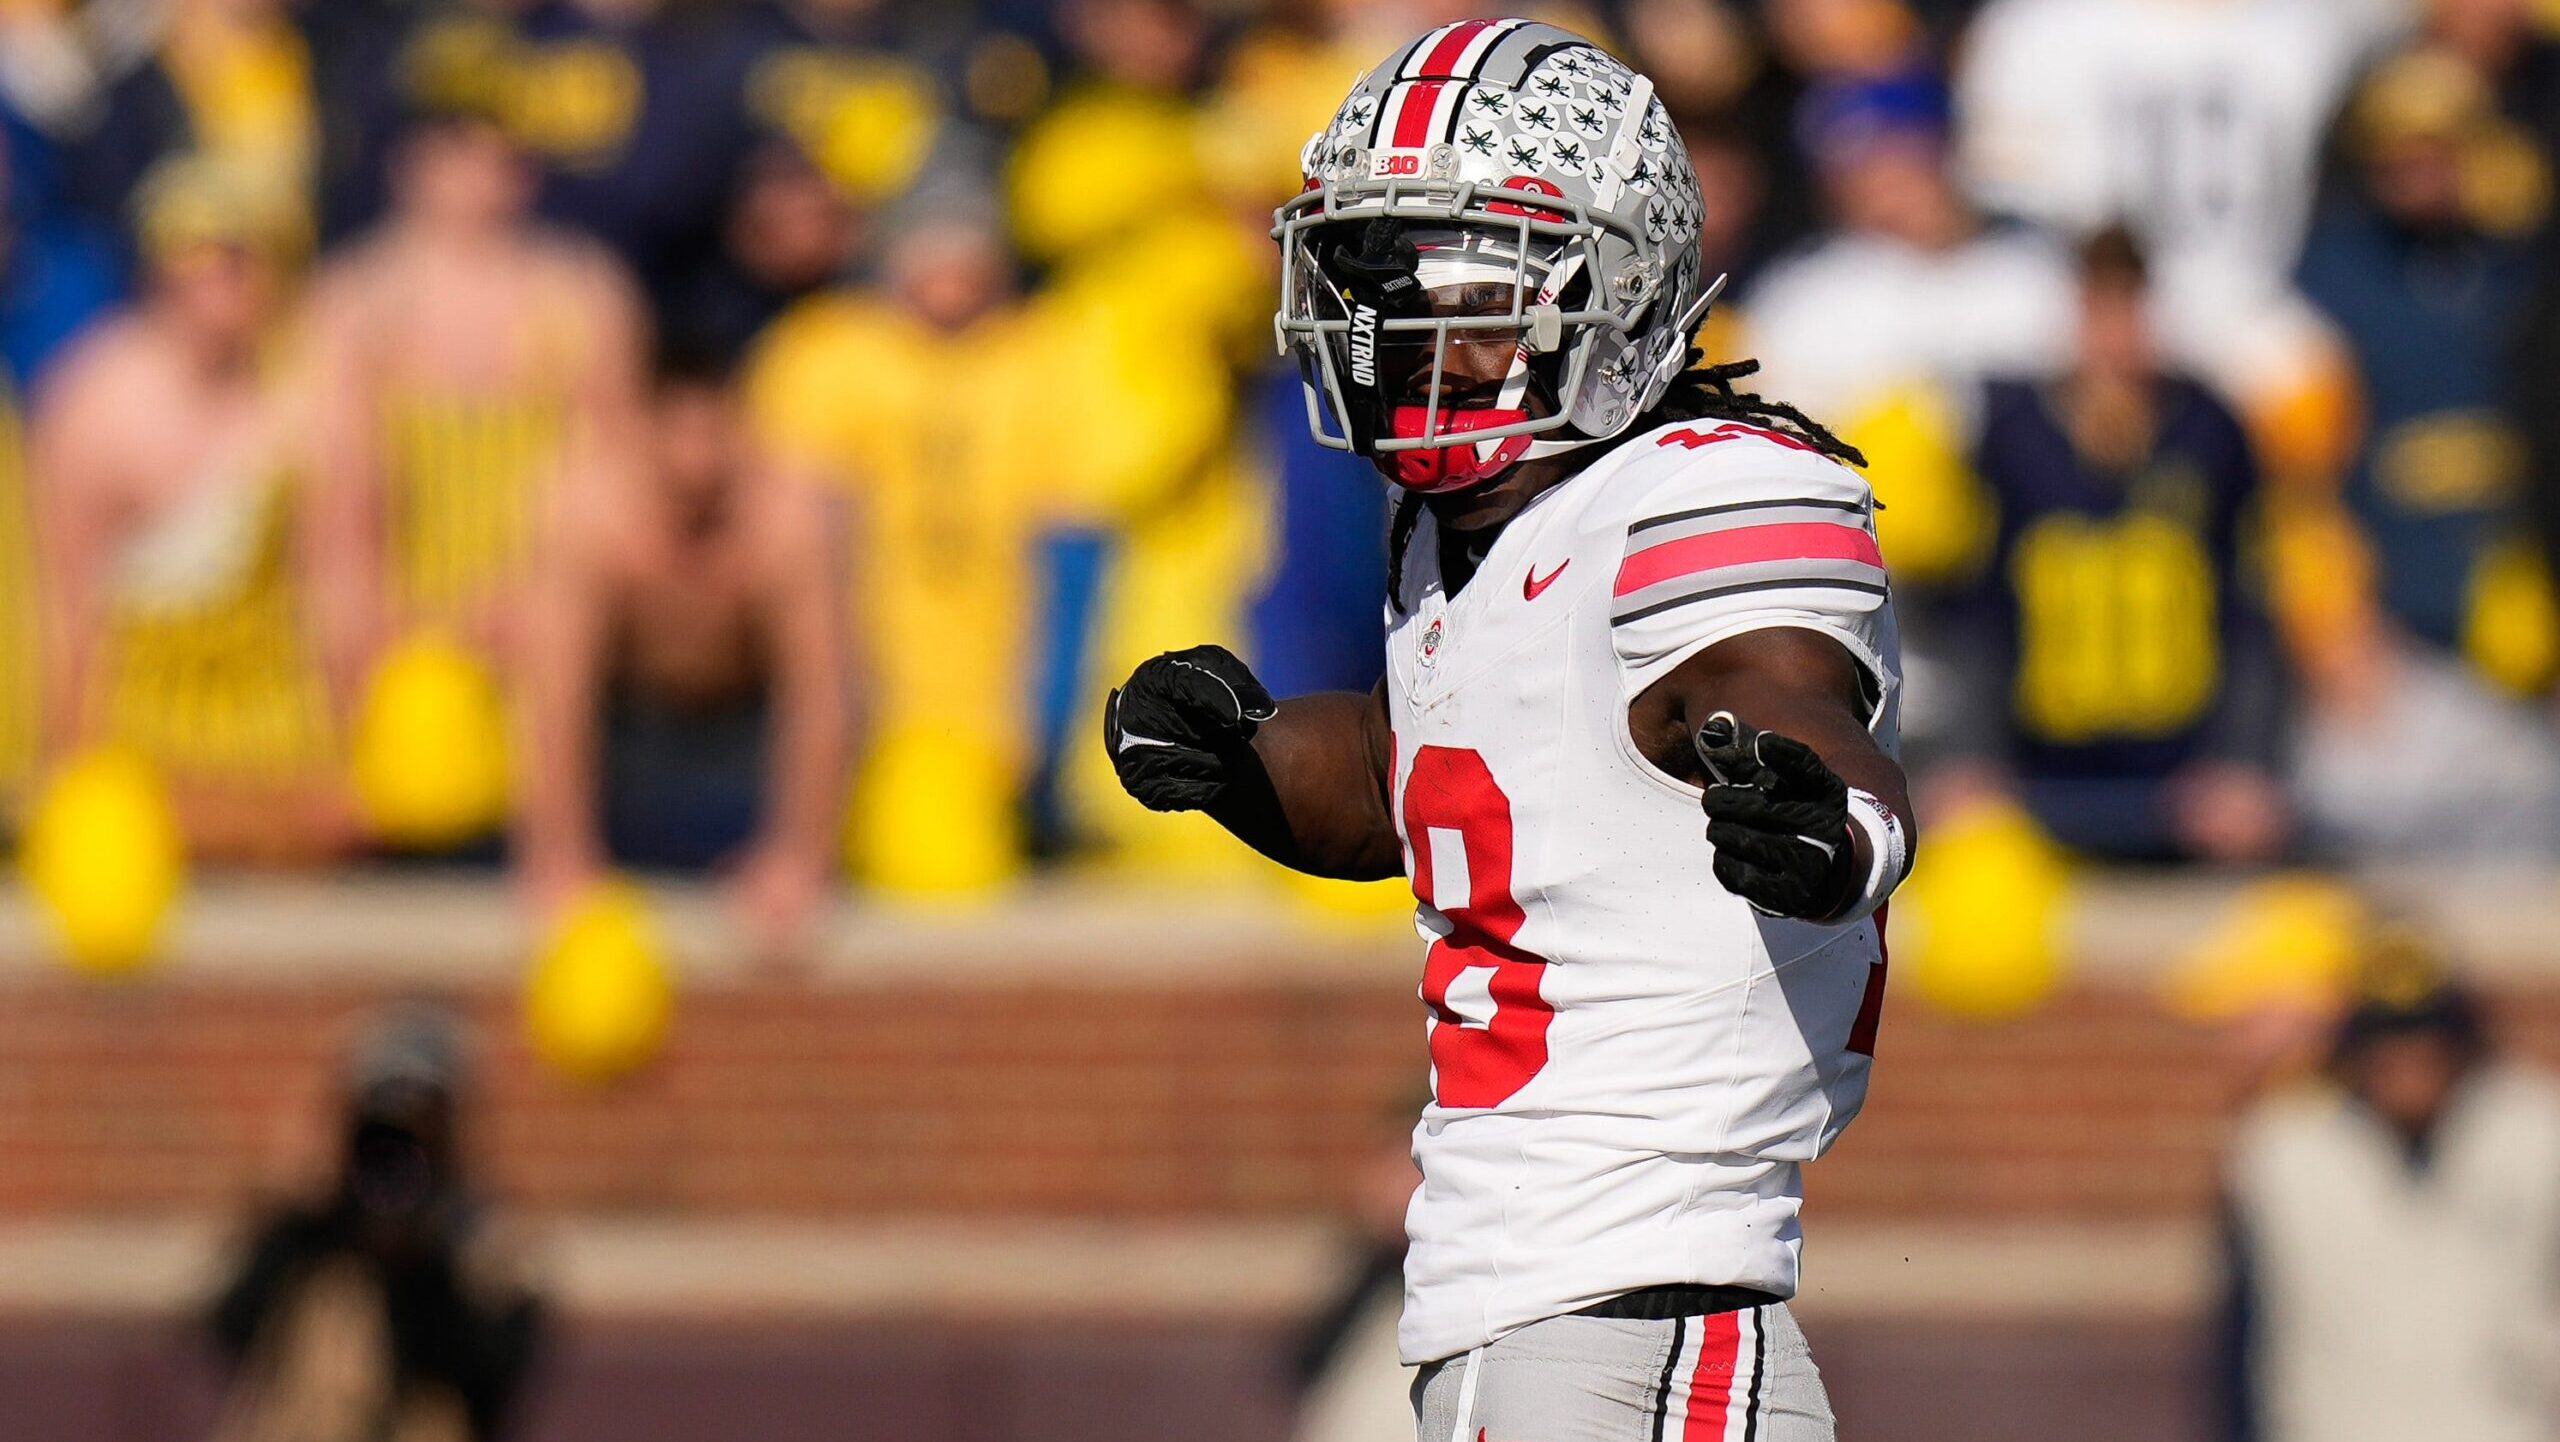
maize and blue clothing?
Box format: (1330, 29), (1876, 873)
(0, 113), (123, 808)
(503, 2), (740, 301)
(714, 0), (953, 201)
(0, 205), (123, 392)
(2297, 199), (2537, 655)
(1960, 374), (2279, 860)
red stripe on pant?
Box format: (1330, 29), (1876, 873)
(1684, 1310), (1746, 1441)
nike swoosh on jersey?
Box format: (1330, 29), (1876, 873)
(1523, 559), (1571, 600)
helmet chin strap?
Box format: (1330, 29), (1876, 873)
(1383, 410), (1598, 492)
(1385, 411), (1532, 491)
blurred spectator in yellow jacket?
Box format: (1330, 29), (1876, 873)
(747, 184), (1049, 897)
(1004, 0), (1213, 272)
(302, 99), (645, 699)
(1193, 0), (1389, 780)
(999, 0), (1260, 875)
(30, 153), (345, 862)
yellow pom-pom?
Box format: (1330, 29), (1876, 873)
(2164, 873), (2367, 1025)
(1889, 801), (2072, 1022)
(847, 726), (1020, 899)
(2463, 537), (2560, 698)
(350, 630), (509, 848)
(19, 746), (186, 977)
(525, 882), (674, 1083)
(807, 61), (939, 204)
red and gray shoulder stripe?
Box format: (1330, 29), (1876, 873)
(1649, 1306), (1768, 1442)
(1614, 493), (1886, 626)
(1370, 17), (1533, 147)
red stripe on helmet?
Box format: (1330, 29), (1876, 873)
(1418, 18), (1491, 76)
(1392, 80), (1451, 147)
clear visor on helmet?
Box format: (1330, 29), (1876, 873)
(1275, 176), (1655, 457)
(1285, 225), (1574, 446)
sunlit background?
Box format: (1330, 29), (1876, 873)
(1, 0), (2558, 1438)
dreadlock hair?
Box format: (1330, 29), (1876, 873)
(1646, 351), (1866, 467)
(1384, 349), (1865, 609)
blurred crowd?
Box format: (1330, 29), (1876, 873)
(4, 0), (2560, 949)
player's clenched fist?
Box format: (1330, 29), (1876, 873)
(1104, 645), (1279, 812)
(1694, 711), (1857, 921)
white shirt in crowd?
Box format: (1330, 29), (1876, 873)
(2227, 1065), (2560, 1442)
(1955, 0), (2401, 399)
(1738, 225), (2077, 428)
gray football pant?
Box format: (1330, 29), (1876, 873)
(1413, 1303), (1835, 1442)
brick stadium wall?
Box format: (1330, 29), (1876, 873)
(5, 966), (2557, 1224)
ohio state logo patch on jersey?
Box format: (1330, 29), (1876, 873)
(1420, 615), (1445, 667)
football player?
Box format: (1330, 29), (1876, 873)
(1105, 21), (1913, 1442)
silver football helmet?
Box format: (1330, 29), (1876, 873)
(1275, 19), (1717, 492)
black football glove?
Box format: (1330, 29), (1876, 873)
(1104, 644), (1279, 813)
(1695, 711), (1857, 922)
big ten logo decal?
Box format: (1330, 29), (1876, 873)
(1370, 148), (1429, 178)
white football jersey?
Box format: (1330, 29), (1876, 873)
(1385, 418), (1901, 1365)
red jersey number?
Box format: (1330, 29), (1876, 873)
(1401, 745), (1555, 1107)
(1658, 421), (1822, 455)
